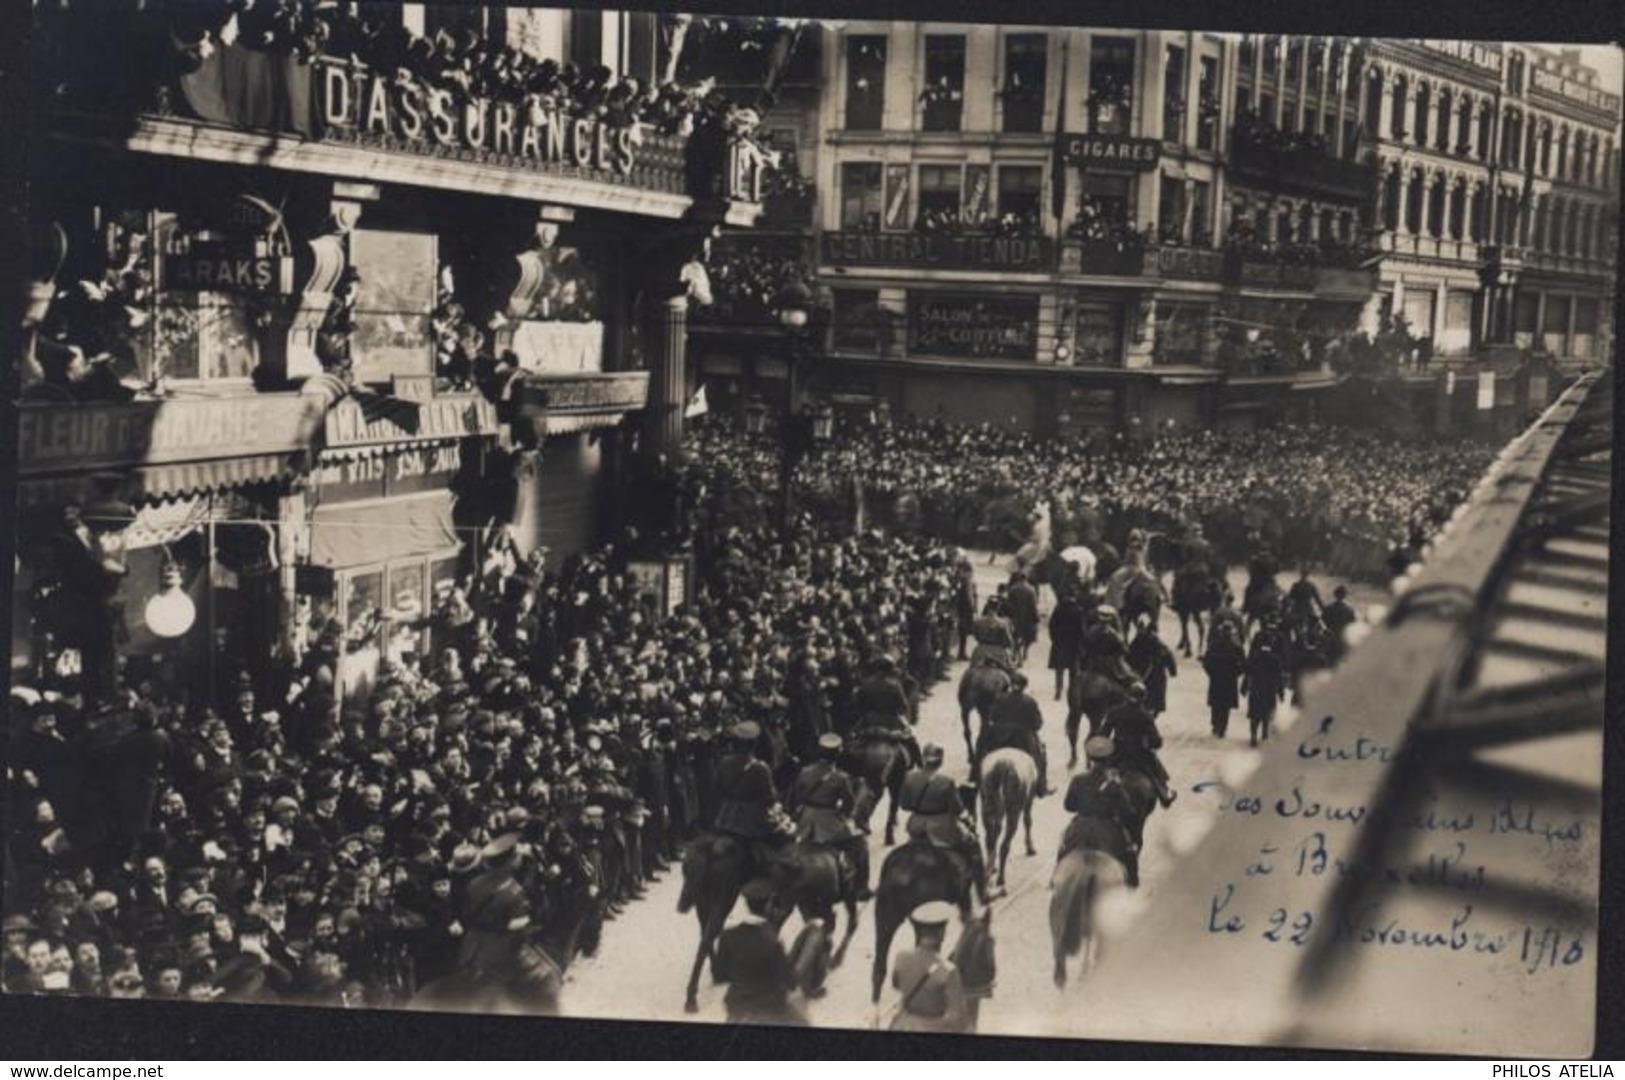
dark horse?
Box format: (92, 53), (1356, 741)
(677, 832), (754, 1013)
(1172, 561), (1225, 658)
(871, 842), (974, 1003)
(1120, 572), (1165, 632)
(851, 736), (911, 847)
(956, 664), (1011, 763)
(1242, 572), (1282, 642)
(1064, 671), (1130, 769)
(780, 843), (863, 996)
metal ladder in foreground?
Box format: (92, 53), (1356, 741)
(1067, 371), (1611, 1057)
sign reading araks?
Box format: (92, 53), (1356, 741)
(318, 62), (638, 176)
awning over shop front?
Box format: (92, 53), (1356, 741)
(307, 491), (459, 570)
(17, 453), (299, 508)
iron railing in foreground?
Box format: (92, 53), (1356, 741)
(1069, 371), (1610, 1057)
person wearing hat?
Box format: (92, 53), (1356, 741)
(710, 721), (787, 870)
(1321, 584), (1357, 663)
(1241, 632), (1288, 748)
(889, 900), (971, 1034)
(898, 745), (989, 906)
(849, 656), (921, 768)
(710, 878), (803, 1027)
(1060, 736), (1142, 887)
(1100, 682), (1176, 808)
(789, 733), (871, 901)
(1202, 618), (1247, 739)
(968, 597), (1019, 679)
(1127, 617), (1177, 720)
(1004, 569), (1040, 664)
(454, 830), (534, 987)
(974, 670), (1052, 797)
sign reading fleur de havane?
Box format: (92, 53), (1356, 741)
(318, 61), (638, 175)
(1061, 134), (1162, 170)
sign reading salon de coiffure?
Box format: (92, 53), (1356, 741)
(317, 61), (640, 177)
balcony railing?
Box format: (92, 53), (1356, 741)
(1230, 129), (1376, 201)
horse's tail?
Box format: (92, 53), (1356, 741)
(1051, 851), (1095, 959)
(677, 839), (708, 915)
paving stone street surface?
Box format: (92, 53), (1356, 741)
(562, 555), (1384, 1036)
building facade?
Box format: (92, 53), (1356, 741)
(690, 23), (1619, 439)
(1360, 39), (1620, 367)
(16, 3), (766, 710)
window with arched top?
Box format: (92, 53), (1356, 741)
(1477, 108), (1493, 162)
(1557, 128), (1569, 178)
(1427, 176), (1446, 238)
(1456, 96), (1473, 154)
(1449, 181), (1466, 240)
(1382, 167), (1401, 231)
(1435, 88), (1452, 151)
(1532, 196), (1547, 250)
(1470, 185), (1486, 242)
(1391, 74), (1408, 140)
(1406, 170), (1425, 234)
(1365, 69), (1384, 137)
(1414, 82), (1431, 146)
(1541, 125), (1553, 175)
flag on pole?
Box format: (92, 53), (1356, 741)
(1049, 36), (1071, 225)
(684, 384), (709, 419)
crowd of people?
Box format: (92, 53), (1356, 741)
(3, 433), (977, 1008)
(781, 414), (1494, 581)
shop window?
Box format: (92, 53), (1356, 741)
(1513, 291), (1541, 347)
(343, 569), (385, 649)
(349, 228), (436, 383)
(921, 35), (966, 132)
(1441, 289), (1474, 354)
(916, 165), (962, 230)
(845, 35), (888, 130)
(1572, 298), (1599, 358)
(1154, 303), (1207, 365)
(1088, 36), (1136, 136)
(1163, 44), (1186, 143)
(1074, 302), (1124, 366)
(1541, 294), (1571, 355)
(831, 288), (885, 353)
(1001, 34), (1047, 133)
(840, 162), (884, 231)
(996, 166), (1043, 230)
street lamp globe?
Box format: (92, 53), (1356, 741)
(146, 559), (197, 639)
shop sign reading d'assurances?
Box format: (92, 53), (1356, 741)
(907, 293), (1039, 361)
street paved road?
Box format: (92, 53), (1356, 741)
(561, 556), (1383, 1036)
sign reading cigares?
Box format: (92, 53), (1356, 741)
(908, 293), (1039, 361)
(318, 61), (637, 176)
(1060, 134), (1161, 170)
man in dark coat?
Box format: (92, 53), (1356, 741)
(1047, 589), (1086, 702)
(899, 745), (989, 905)
(973, 673), (1051, 797)
(1241, 641), (1288, 747)
(850, 657), (920, 767)
(790, 734), (871, 900)
(711, 722), (787, 876)
(1202, 633), (1245, 739)
(1099, 684), (1175, 808)
(712, 879), (803, 1026)
(1322, 585), (1358, 663)
(1060, 739), (1142, 886)
(1004, 571), (1040, 657)
(1127, 620), (1177, 717)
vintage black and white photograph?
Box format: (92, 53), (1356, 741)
(3, 2), (1616, 1059)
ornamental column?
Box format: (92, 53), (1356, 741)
(644, 294), (690, 461)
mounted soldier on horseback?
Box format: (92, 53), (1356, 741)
(791, 733), (873, 902)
